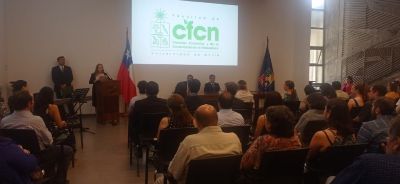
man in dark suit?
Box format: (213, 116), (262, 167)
(174, 74), (194, 98)
(185, 79), (205, 112)
(51, 56), (73, 99)
(204, 74), (220, 94)
(130, 81), (169, 146)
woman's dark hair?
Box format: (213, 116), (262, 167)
(167, 94), (193, 128)
(354, 83), (368, 101)
(265, 105), (295, 138)
(320, 83), (337, 99)
(10, 80), (27, 93)
(325, 99), (353, 137)
(94, 64), (104, 74)
(33, 87), (55, 117)
(304, 85), (316, 96)
(264, 91), (284, 110)
(285, 80), (295, 89)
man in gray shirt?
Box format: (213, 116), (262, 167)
(295, 93), (327, 136)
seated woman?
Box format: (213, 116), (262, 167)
(307, 99), (357, 161)
(254, 92), (284, 139)
(157, 94), (193, 138)
(347, 83), (366, 120)
(33, 87), (67, 129)
(282, 80), (299, 102)
(241, 105), (302, 170)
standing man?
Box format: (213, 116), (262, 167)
(51, 56), (74, 115)
(204, 74), (220, 94)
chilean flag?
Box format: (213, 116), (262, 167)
(117, 36), (137, 104)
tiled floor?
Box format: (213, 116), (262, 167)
(68, 116), (150, 184)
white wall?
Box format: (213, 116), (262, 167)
(0, 0), (6, 98)
(4, 0), (310, 112)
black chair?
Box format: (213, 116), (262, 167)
(306, 144), (367, 181)
(185, 154), (242, 184)
(233, 108), (253, 125)
(222, 125), (251, 151)
(0, 129), (41, 154)
(252, 148), (309, 184)
(301, 120), (328, 146)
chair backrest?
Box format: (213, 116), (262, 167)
(259, 148), (309, 183)
(221, 125), (251, 151)
(307, 143), (367, 175)
(233, 108), (253, 125)
(0, 129), (41, 154)
(301, 120), (328, 146)
(186, 154), (242, 184)
(140, 112), (168, 140)
(158, 127), (198, 162)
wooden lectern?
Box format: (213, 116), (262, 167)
(95, 80), (121, 123)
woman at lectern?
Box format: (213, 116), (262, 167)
(89, 64), (111, 106)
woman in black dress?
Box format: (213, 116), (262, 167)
(89, 64), (111, 106)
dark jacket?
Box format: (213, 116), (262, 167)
(204, 82), (220, 94)
(51, 65), (73, 88)
(185, 95), (205, 112)
(89, 73), (111, 106)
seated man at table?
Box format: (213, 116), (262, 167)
(217, 92), (245, 127)
(162, 104), (242, 184)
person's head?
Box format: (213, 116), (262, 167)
(10, 80), (28, 93)
(36, 87), (55, 108)
(265, 105), (295, 138)
(218, 91), (233, 109)
(331, 81), (342, 90)
(351, 83), (367, 101)
(167, 94), (193, 126)
(225, 82), (239, 96)
(320, 83), (337, 99)
(209, 74), (216, 83)
(187, 74), (194, 81)
(13, 91), (33, 111)
(146, 81), (159, 97)
(388, 81), (399, 92)
(386, 115), (400, 155)
(307, 93), (327, 110)
(346, 76), (353, 84)
(188, 79), (201, 94)
(238, 80), (247, 90)
(283, 80), (295, 92)
(304, 84), (316, 96)
(372, 97), (395, 117)
(57, 56), (66, 66)
(94, 64), (104, 74)
(324, 99), (353, 137)
(264, 91), (283, 110)
(137, 81), (147, 94)
(193, 104), (218, 129)
(368, 85), (387, 101)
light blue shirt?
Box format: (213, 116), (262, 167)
(217, 109), (245, 127)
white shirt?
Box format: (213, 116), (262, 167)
(168, 126), (242, 184)
(128, 94), (147, 112)
(0, 110), (53, 150)
(235, 90), (254, 103)
(217, 109), (245, 127)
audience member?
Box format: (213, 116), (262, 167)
(385, 81), (399, 102)
(217, 92), (245, 127)
(332, 115), (400, 184)
(300, 84), (316, 112)
(0, 135), (41, 184)
(0, 91), (73, 184)
(354, 84), (387, 124)
(241, 105), (301, 170)
(225, 82), (252, 109)
(33, 87), (67, 129)
(157, 94), (193, 138)
(308, 99), (356, 160)
(320, 83), (337, 100)
(295, 93), (327, 139)
(235, 80), (254, 103)
(204, 74), (220, 94)
(358, 97), (395, 153)
(185, 79), (205, 112)
(255, 92), (284, 139)
(128, 80), (148, 112)
(332, 81), (349, 101)
(348, 83), (367, 119)
(174, 74), (194, 98)
(342, 76), (354, 95)
(164, 104), (242, 183)
(130, 81), (169, 145)
(282, 80), (299, 102)
(8, 80), (28, 114)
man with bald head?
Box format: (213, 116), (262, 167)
(166, 104), (242, 183)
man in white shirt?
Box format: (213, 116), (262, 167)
(128, 80), (148, 112)
(165, 104), (242, 184)
(217, 92), (245, 127)
(235, 80), (254, 103)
